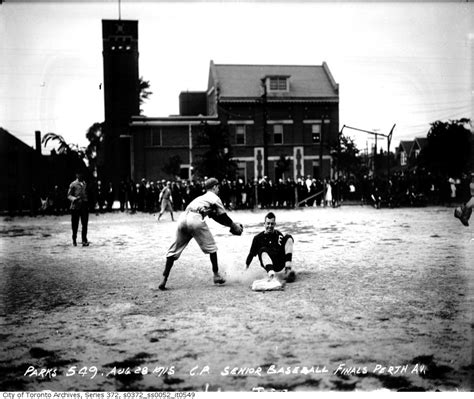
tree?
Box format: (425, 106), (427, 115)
(332, 134), (364, 178)
(139, 77), (153, 115)
(193, 122), (237, 180)
(417, 118), (472, 177)
(85, 122), (104, 147)
(85, 122), (105, 177)
(41, 133), (88, 179)
(42, 133), (87, 161)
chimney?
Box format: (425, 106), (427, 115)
(35, 130), (41, 155)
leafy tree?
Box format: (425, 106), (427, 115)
(42, 133), (87, 161)
(332, 134), (364, 178)
(193, 122), (237, 180)
(85, 122), (105, 177)
(139, 77), (153, 115)
(41, 133), (88, 178)
(84, 77), (151, 178)
(85, 122), (104, 147)
(417, 118), (472, 177)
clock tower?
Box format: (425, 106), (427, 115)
(101, 19), (139, 186)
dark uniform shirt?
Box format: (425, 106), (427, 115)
(246, 229), (285, 266)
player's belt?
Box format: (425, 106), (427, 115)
(187, 209), (205, 218)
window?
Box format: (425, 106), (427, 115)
(273, 124), (283, 144)
(401, 151), (407, 166)
(311, 124), (321, 143)
(269, 77), (288, 92)
(146, 128), (162, 147)
(235, 125), (246, 145)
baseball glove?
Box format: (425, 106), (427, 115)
(229, 222), (243, 236)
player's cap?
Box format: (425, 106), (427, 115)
(204, 177), (219, 190)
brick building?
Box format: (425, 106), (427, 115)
(101, 20), (140, 187)
(129, 60), (339, 183)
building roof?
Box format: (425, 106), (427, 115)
(208, 61), (339, 101)
(398, 140), (415, 155)
(414, 137), (428, 150)
(0, 127), (35, 152)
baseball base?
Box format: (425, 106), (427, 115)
(251, 278), (284, 291)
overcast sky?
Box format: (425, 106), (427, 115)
(1, 0), (473, 153)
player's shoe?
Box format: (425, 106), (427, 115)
(158, 278), (168, 290)
(462, 206), (472, 224)
(213, 273), (226, 285)
(454, 206), (470, 226)
(284, 267), (296, 283)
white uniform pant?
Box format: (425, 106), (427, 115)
(166, 211), (217, 259)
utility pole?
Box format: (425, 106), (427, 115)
(260, 78), (269, 179)
(374, 130), (378, 176)
(188, 124), (193, 181)
(386, 124), (395, 180)
(336, 126), (343, 179)
(319, 115), (324, 179)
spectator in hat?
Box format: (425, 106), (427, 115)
(67, 172), (90, 247)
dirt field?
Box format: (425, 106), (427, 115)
(0, 206), (473, 392)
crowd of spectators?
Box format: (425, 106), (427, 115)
(7, 169), (472, 216)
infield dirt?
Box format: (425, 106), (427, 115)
(1, 206), (472, 391)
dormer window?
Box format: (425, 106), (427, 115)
(265, 76), (290, 92)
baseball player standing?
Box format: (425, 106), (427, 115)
(158, 177), (244, 290)
(157, 181), (174, 221)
